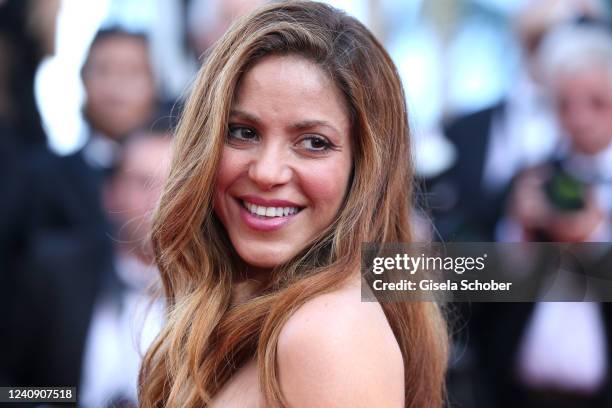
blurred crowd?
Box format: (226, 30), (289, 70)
(0, 0), (184, 406)
(425, 1), (612, 408)
(1, 0), (612, 407)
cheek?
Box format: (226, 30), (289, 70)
(301, 155), (352, 213)
(601, 109), (612, 134)
(214, 148), (243, 217)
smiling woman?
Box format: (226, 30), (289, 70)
(215, 54), (352, 270)
(138, 2), (448, 407)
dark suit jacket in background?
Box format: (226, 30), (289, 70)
(1, 147), (114, 390)
(425, 102), (508, 242)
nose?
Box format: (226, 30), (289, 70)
(247, 142), (293, 190)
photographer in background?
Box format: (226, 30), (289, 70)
(486, 21), (612, 408)
(504, 21), (612, 243)
(427, 0), (605, 243)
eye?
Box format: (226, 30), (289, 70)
(590, 96), (607, 112)
(297, 135), (333, 152)
(228, 125), (258, 142)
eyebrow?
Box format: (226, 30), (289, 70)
(229, 109), (342, 137)
(290, 120), (341, 137)
(229, 109), (262, 126)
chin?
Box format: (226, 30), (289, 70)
(234, 241), (300, 271)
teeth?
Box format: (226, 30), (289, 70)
(243, 201), (300, 218)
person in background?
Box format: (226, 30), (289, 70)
(24, 27), (165, 267)
(1, 10), (170, 392)
(504, 21), (612, 243)
(79, 130), (171, 407)
(474, 21), (612, 408)
(0, 0), (59, 146)
(426, 0), (605, 242)
(8, 128), (171, 408)
(430, 3), (608, 406)
(80, 27), (158, 174)
(0, 0), (60, 267)
(0, 0), (62, 386)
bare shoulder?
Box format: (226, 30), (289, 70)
(277, 277), (404, 407)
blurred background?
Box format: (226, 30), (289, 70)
(1, 0), (612, 407)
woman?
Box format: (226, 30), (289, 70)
(139, 2), (448, 407)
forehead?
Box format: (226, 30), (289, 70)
(241, 54), (331, 89)
(232, 54), (350, 129)
(88, 35), (149, 64)
(556, 65), (612, 95)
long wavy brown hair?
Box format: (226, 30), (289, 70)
(138, 2), (448, 407)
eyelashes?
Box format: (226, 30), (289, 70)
(228, 125), (258, 142)
(296, 135), (333, 151)
(227, 124), (338, 154)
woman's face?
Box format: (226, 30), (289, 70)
(214, 54), (353, 270)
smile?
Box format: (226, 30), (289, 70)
(237, 198), (305, 232)
(243, 200), (301, 218)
